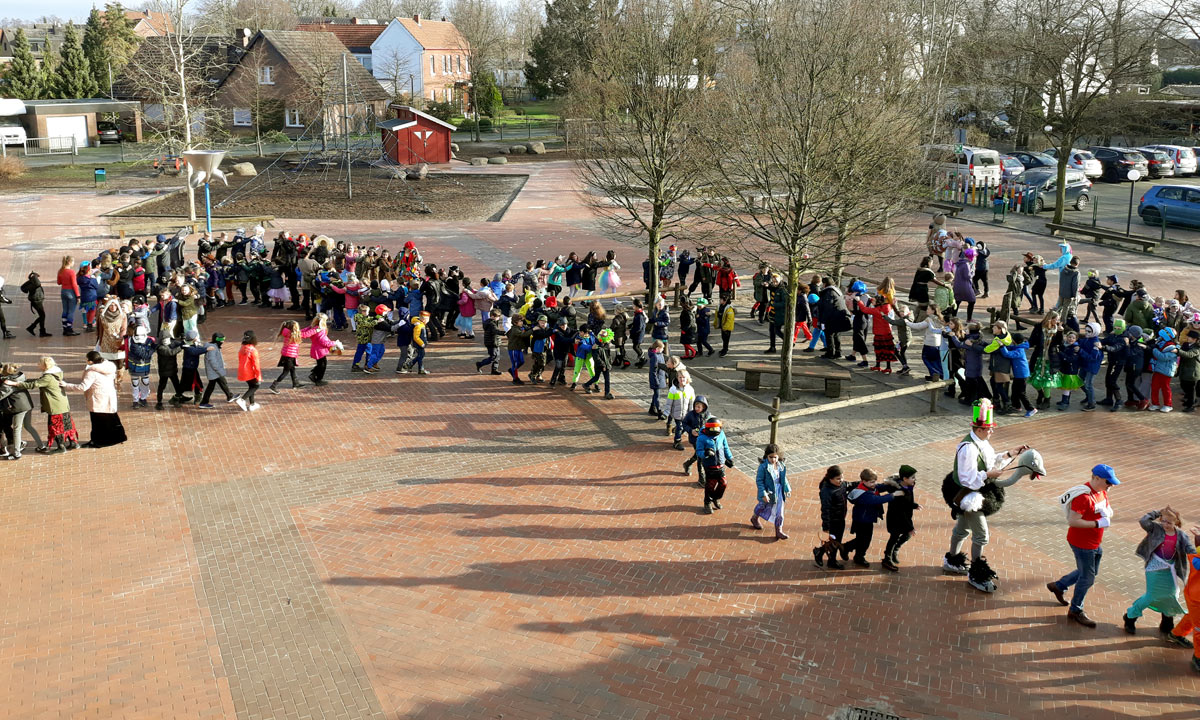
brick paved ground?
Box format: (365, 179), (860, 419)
(1, 165), (1198, 719)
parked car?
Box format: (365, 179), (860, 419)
(1140, 144), (1197, 176)
(1007, 168), (1092, 212)
(1007, 150), (1057, 171)
(1136, 148), (1176, 178)
(1000, 155), (1025, 181)
(1086, 146), (1150, 182)
(1138, 185), (1200, 228)
(1042, 148), (1103, 178)
(97, 121), (123, 144)
(0, 117), (26, 146)
(923, 144), (1003, 185)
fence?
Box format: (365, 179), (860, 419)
(932, 171), (1039, 216)
(23, 136), (78, 156)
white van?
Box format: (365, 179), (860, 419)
(0, 118), (27, 146)
(1142, 144), (1197, 176)
(925, 144), (1003, 185)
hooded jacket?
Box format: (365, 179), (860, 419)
(63, 361), (119, 414)
(998, 341), (1031, 378)
(1151, 341), (1180, 377)
(819, 480), (851, 536)
(21, 366), (70, 414)
(665, 381), (695, 421)
(695, 427), (731, 466)
(847, 482), (894, 525)
(679, 395), (711, 444)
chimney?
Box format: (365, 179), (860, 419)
(413, 14), (421, 26)
(440, 16), (447, 22)
(239, 27), (251, 48)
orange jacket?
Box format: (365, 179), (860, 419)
(1186, 553), (1200, 605)
(237, 345), (262, 381)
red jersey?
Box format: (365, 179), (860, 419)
(1066, 488), (1109, 550)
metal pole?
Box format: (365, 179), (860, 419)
(204, 182), (212, 233)
(107, 60), (114, 98)
(1126, 180), (1134, 236)
(343, 54), (352, 200)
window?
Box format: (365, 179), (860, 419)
(259, 65), (274, 84)
(443, 55), (449, 73)
(284, 108), (302, 127)
(463, 56), (468, 73)
(430, 55), (436, 75)
(232, 108), (252, 126)
(355, 54), (372, 72)
(455, 55), (461, 73)
(429, 88), (435, 100)
(144, 104), (165, 123)
(1185, 189), (1200, 203)
(1159, 187), (1184, 201)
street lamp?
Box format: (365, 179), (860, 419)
(183, 149), (227, 233)
(1125, 168), (1142, 236)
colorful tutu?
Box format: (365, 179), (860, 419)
(1057, 373), (1084, 391)
(1030, 358), (1062, 391)
(268, 287), (291, 303)
(599, 268), (622, 293)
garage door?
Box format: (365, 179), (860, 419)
(44, 115), (89, 149)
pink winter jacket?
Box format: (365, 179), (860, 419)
(301, 326), (335, 359)
(63, 360), (119, 414)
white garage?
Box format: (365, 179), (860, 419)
(44, 114), (89, 148)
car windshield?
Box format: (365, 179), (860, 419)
(1120, 152), (1144, 161)
(1026, 152), (1055, 164)
(1013, 171), (1050, 186)
(1077, 151), (1095, 161)
(1182, 148), (1197, 160)
(1002, 157), (1022, 168)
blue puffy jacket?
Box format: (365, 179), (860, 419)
(847, 482), (893, 524)
(695, 430), (731, 466)
(1077, 338), (1103, 375)
(651, 309), (670, 340)
(999, 341), (1031, 379)
(78, 275), (100, 303)
(1152, 343), (1180, 377)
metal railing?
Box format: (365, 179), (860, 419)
(22, 136), (78, 156)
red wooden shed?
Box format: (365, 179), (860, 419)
(379, 104), (456, 165)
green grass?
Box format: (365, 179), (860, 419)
(27, 162), (142, 181)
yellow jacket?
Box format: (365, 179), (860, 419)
(411, 318), (427, 347)
(720, 306), (735, 331)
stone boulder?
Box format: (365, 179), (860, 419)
(405, 163), (429, 180)
(469, 157), (488, 166)
(488, 156), (508, 165)
(526, 141), (546, 155)
(509, 144), (527, 155)
(498, 147), (510, 155)
(230, 162), (257, 177)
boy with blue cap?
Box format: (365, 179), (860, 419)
(1047, 464), (1120, 628)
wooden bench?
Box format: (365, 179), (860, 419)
(1045, 222), (1158, 252)
(735, 361), (851, 398)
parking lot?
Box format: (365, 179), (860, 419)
(1063, 174), (1200, 242)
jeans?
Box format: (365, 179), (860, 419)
(353, 343), (370, 366)
(476, 346), (499, 372)
(60, 289), (78, 329)
(1080, 370), (1097, 406)
(1055, 544), (1103, 613)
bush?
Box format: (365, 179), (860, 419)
(455, 117), (493, 132)
(0, 155), (27, 180)
(263, 130), (290, 144)
(425, 101), (455, 123)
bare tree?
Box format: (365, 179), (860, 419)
(572, 0), (721, 304)
(357, 0), (443, 18)
(374, 45), (422, 103)
(287, 0), (356, 17)
(446, 0), (503, 141)
(696, 0), (929, 400)
(501, 0), (543, 68)
(991, 0), (1179, 223)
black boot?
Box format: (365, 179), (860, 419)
(1124, 613), (1137, 635)
(812, 546), (824, 568)
(1160, 614), (1176, 635)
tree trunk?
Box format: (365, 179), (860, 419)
(1053, 137), (1071, 225)
(778, 255), (800, 402)
(646, 227), (660, 305)
(832, 219), (848, 285)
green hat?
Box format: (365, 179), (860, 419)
(695, 297), (709, 306)
(537, 314), (548, 322)
(598, 328), (614, 344)
(1112, 318), (1126, 334)
(899, 465), (917, 478)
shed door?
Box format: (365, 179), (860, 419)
(44, 115), (89, 148)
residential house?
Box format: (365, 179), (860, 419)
(493, 65), (531, 102)
(212, 30), (389, 139)
(371, 14), (470, 108)
(0, 23), (66, 67)
(296, 18), (387, 74)
(124, 9), (173, 38)
(112, 35), (244, 135)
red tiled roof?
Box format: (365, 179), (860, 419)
(295, 23), (387, 51)
(395, 17), (468, 51)
(124, 10), (173, 35)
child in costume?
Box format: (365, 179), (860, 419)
(1054, 331), (1085, 410)
(582, 328), (614, 398)
(1123, 508), (1194, 641)
(270, 320), (305, 392)
(718, 296), (736, 357)
(125, 325), (156, 408)
(847, 280), (870, 366)
(906, 303), (946, 381)
(505, 314), (531, 385)
(647, 340), (666, 420)
(549, 317), (573, 386)
(1167, 525), (1200, 672)
(750, 443), (791, 540)
(1179, 324), (1199, 412)
(999, 333), (1035, 417)
(476, 309), (503, 376)
(1076, 323), (1103, 411)
(679, 298), (698, 359)
(528, 315), (553, 383)
(696, 417), (733, 515)
(856, 295), (897, 373)
(569, 326), (596, 389)
(630, 298), (648, 367)
(236, 330), (262, 411)
(665, 369), (696, 450)
(696, 298), (714, 356)
(198, 332), (236, 407)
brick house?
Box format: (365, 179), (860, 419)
(371, 14), (470, 109)
(295, 18), (387, 75)
(124, 9), (173, 37)
(212, 30), (389, 139)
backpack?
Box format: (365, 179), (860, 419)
(1058, 485), (1092, 520)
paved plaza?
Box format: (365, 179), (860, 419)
(1, 162), (1198, 719)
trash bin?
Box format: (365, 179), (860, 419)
(992, 196), (1006, 222)
(94, 167), (106, 186)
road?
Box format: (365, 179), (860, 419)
(1063, 173), (1200, 242)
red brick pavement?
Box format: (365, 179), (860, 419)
(3, 167), (1199, 720)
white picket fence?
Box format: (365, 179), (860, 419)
(22, 136), (78, 156)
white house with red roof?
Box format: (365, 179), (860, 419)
(370, 14), (470, 106)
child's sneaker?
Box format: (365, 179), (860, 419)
(235, 397), (247, 411)
(268, 387), (280, 395)
(1024, 408), (1038, 418)
(811, 546), (823, 567)
(248, 403), (261, 411)
(350, 364), (363, 372)
(418, 369), (430, 375)
(1160, 405), (1173, 413)
(227, 394), (240, 403)
(198, 403), (215, 409)
(853, 558), (870, 568)
(363, 366), (378, 374)
(857, 361), (869, 368)
(881, 557), (899, 572)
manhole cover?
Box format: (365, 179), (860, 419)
(848, 709), (905, 720)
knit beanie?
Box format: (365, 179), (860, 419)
(898, 465), (917, 478)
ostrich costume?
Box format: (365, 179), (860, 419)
(942, 399), (1045, 592)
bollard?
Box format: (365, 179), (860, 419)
(1092, 196), (1098, 227)
(1162, 214), (1167, 244)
